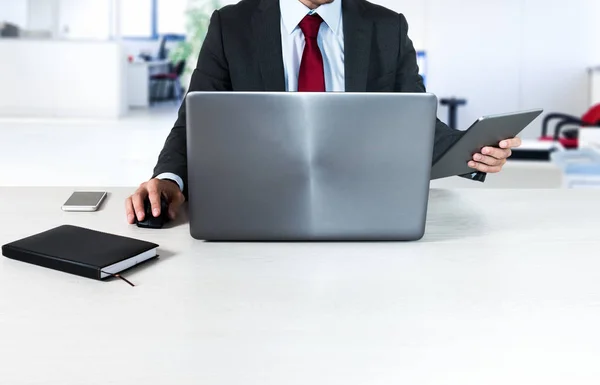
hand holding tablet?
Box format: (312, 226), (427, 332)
(431, 109), (544, 180)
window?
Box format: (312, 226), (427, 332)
(157, 0), (187, 36)
(120, 0), (153, 38)
(120, 0), (186, 40)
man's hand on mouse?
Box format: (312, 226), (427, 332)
(468, 137), (522, 174)
(125, 178), (185, 224)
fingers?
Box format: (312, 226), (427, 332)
(500, 137), (522, 149)
(470, 145), (510, 174)
(131, 186), (148, 222)
(127, 179), (186, 224)
(468, 160), (504, 173)
(146, 180), (162, 218)
(125, 196), (136, 224)
(480, 147), (512, 160)
(473, 153), (504, 167)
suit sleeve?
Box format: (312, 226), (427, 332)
(152, 10), (232, 198)
(395, 13), (486, 182)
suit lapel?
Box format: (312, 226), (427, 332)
(252, 0), (286, 91)
(343, 0), (372, 92)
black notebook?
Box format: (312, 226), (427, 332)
(2, 225), (159, 280)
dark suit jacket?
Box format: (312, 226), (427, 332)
(153, 0), (481, 196)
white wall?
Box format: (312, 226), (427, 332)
(595, 1), (600, 66)
(26, 0), (59, 35)
(23, 0), (116, 39)
(57, 0), (111, 39)
(370, 0), (599, 138)
(519, 0), (596, 136)
(424, 0), (522, 131)
(0, 0), (28, 27)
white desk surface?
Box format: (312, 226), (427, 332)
(1, 187), (600, 385)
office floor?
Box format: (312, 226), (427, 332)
(0, 104), (180, 187)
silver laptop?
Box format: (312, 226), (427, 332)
(186, 92), (437, 241)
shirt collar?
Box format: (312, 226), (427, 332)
(280, 0), (342, 35)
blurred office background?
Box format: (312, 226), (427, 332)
(1, 0), (599, 188)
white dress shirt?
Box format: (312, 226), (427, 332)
(280, 0), (345, 92)
(158, 0), (346, 191)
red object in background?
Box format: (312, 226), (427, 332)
(582, 104), (600, 125)
(539, 104), (600, 149)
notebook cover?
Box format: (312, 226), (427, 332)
(2, 225), (159, 280)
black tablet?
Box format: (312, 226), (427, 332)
(430, 109), (544, 180)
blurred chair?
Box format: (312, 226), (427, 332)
(157, 36), (168, 60)
(150, 61), (186, 103)
(156, 34), (184, 60)
(540, 104), (600, 149)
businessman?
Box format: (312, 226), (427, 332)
(126, 0), (522, 223)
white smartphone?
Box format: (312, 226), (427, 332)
(61, 191), (107, 212)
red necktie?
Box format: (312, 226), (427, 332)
(297, 14), (325, 92)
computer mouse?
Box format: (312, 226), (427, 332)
(136, 195), (170, 229)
